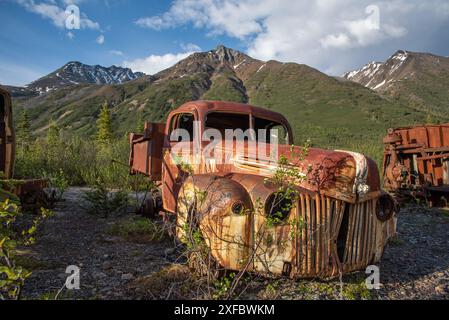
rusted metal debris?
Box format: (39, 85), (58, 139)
(0, 86), (15, 179)
(130, 101), (398, 279)
(383, 124), (449, 207)
(0, 87), (50, 212)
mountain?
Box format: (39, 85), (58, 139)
(343, 50), (449, 118)
(1, 85), (37, 98)
(7, 62), (145, 96)
(11, 45), (447, 163)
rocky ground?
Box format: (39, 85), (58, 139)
(20, 187), (449, 300)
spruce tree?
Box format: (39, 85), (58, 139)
(97, 101), (113, 145)
(46, 118), (60, 146)
(135, 110), (145, 132)
(16, 109), (32, 147)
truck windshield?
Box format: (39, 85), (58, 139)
(205, 112), (250, 132)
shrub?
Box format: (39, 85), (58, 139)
(0, 199), (52, 300)
(81, 181), (129, 218)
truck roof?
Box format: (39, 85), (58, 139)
(173, 100), (290, 124)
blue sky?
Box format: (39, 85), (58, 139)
(1, 0), (449, 86)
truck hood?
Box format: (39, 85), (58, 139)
(228, 144), (381, 203)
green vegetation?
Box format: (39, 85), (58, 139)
(341, 280), (372, 300)
(202, 73), (248, 103)
(96, 101), (113, 145)
(108, 217), (168, 243)
(0, 199), (52, 300)
(81, 183), (129, 218)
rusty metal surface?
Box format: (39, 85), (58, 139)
(129, 122), (166, 180)
(0, 87), (15, 179)
(130, 100), (397, 279)
(176, 174), (396, 278)
(1, 178), (50, 212)
(382, 124), (449, 204)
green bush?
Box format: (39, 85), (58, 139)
(0, 199), (52, 300)
(14, 134), (133, 189)
(81, 181), (129, 218)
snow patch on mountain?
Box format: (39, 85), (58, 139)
(343, 50), (411, 91)
(27, 61), (145, 95)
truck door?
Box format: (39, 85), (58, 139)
(162, 112), (197, 213)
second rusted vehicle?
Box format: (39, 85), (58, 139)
(130, 100), (397, 279)
(0, 87), (49, 210)
(0, 86), (15, 180)
(383, 123), (449, 206)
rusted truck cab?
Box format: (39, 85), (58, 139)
(0, 87), (15, 179)
(383, 124), (449, 206)
(130, 101), (397, 279)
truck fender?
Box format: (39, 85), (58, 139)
(176, 174), (254, 271)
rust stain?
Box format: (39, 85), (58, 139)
(0, 87), (15, 179)
(383, 124), (449, 205)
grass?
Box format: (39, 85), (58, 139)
(14, 255), (61, 271)
(389, 237), (406, 247)
(341, 281), (372, 300)
(107, 217), (168, 243)
(129, 264), (193, 299)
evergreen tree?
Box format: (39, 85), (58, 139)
(46, 118), (60, 146)
(16, 109), (32, 147)
(135, 110), (145, 132)
(97, 101), (113, 144)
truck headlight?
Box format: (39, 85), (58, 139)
(265, 193), (293, 224)
(231, 201), (246, 215)
(376, 194), (396, 222)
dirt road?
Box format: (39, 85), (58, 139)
(21, 188), (449, 300)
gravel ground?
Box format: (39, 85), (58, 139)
(20, 188), (449, 300)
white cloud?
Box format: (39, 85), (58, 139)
(67, 31), (75, 39)
(123, 45), (202, 75)
(96, 34), (105, 45)
(109, 50), (124, 56)
(321, 33), (352, 49)
(135, 0), (449, 75)
(15, 0), (100, 30)
(181, 43), (202, 52)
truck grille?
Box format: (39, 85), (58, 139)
(295, 194), (379, 278)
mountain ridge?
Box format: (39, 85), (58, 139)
(3, 61), (145, 97)
(343, 50), (449, 118)
(10, 45), (448, 161)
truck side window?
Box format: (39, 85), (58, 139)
(170, 113), (194, 142)
(254, 117), (289, 145)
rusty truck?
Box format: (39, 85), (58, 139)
(383, 123), (449, 206)
(129, 100), (397, 279)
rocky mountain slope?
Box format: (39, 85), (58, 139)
(7, 62), (145, 96)
(11, 46), (447, 154)
(344, 50), (449, 118)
